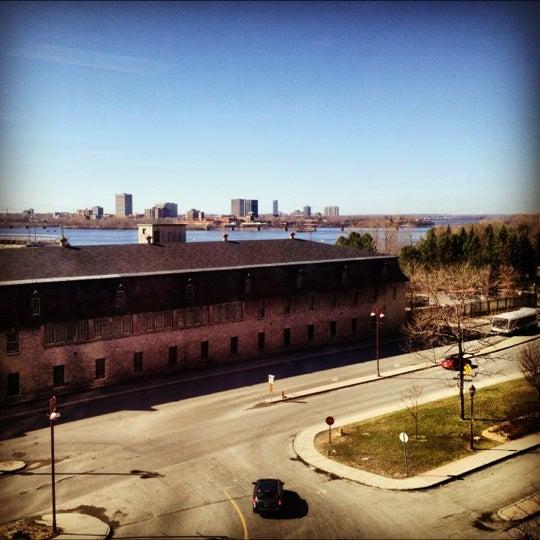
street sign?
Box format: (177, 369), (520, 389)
(325, 416), (335, 426)
(399, 432), (409, 444)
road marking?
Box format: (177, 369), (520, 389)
(223, 487), (249, 540)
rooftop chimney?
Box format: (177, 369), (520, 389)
(222, 233), (229, 242)
(289, 231), (295, 239)
(60, 236), (69, 247)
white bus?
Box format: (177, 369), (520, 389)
(491, 307), (538, 336)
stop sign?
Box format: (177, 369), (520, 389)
(325, 416), (334, 426)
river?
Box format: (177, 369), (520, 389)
(0, 226), (431, 246)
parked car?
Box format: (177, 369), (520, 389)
(440, 353), (473, 371)
(252, 478), (284, 513)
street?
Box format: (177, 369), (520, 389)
(0, 338), (538, 539)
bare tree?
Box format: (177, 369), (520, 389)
(403, 263), (492, 420)
(401, 383), (424, 439)
(519, 341), (540, 400)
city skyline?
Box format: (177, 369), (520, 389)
(0, 2), (538, 215)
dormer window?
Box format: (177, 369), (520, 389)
(116, 285), (125, 307)
(244, 273), (252, 295)
(185, 279), (195, 305)
(31, 291), (40, 316)
(296, 269), (304, 289)
(341, 265), (349, 287)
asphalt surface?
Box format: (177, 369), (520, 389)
(0, 336), (538, 539)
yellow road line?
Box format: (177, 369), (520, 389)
(223, 487), (249, 540)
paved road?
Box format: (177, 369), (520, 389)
(0, 338), (538, 539)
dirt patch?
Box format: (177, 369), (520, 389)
(0, 517), (57, 540)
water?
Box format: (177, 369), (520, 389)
(0, 226), (430, 246)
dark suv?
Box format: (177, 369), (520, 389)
(252, 478), (284, 513)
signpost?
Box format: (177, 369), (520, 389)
(48, 396), (61, 534)
(326, 416), (335, 456)
(399, 431), (409, 477)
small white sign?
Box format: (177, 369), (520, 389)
(268, 375), (275, 384)
(399, 432), (409, 444)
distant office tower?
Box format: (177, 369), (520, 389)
(231, 198), (258, 218)
(273, 200), (279, 216)
(324, 206), (339, 216)
(92, 206), (103, 220)
(303, 205), (311, 217)
(155, 202), (178, 218)
(116, 193), (133, 216)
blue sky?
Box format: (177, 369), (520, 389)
(0, 1), (538, 215)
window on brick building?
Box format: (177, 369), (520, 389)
(330, 320), (337, 337)
(283, 297), (291, 315)
(155, 311), (164, 330)
(95, 358), (105, 379)
(6, 329), (19, 354)
(78, 320), (89, 341)
(258, 301), (265, 320)
(53, 365), (65, 387)
(133, 352), (143, 372)
(6, 372), (20, 396)
(144, 312), (154, 332)
(258, 332), (265, 351)
(201, 341), (209, 360)
(307, 324), (315, 341)
(31, 295), (41, 316)
(230, 336), (238, 354)
(122, 315), (132, 335)
(164, 310), (173, 328)
(283, 328), (291, 346)
(168, 346), (177, 366)
(351, 317), (358, 334)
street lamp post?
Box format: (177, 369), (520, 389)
(370, 306), (385, 377)
(48, 396), (61, 534)
(468, 385), (476, 451)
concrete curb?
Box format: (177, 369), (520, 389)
(37, 512), (111, 540)
(498, 492), (540, 521)
(293, 374), (540, 491)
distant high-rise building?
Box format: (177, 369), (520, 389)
(303, 205), (311, 217)
(324, 206), (339, 217)
(115, 193), (133, 216)
(272, 200), (279, 216)
(155, 202), (178, 218)
(231, 198), (258, 218)
(91, 206), (103, 220)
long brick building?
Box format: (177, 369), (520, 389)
(0, 238), (407, 401)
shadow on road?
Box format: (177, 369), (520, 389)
(1, 340), (404, 440)
(258, 490), (309, 520)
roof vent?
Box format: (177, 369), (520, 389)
(60, 236), (69, 247)
(289, 231), (296, 239)
(222, 233), (229, 242)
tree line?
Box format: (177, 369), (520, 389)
(400, 223), (537, 285)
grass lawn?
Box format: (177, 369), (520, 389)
(314, 378), (538, 478)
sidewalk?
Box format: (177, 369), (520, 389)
(267, 333), (538, 404)
(293, 372), (540, 492)
(37, 513), (110, 539)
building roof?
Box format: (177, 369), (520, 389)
(0, 239), (391, 285)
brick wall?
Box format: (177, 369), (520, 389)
(1, 283), (406, 401)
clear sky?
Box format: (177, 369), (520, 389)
(0, 1), (538, 215)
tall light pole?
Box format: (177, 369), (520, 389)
(48, 396), (61, 534)
(468, 384), (476, 451)
(370, 306), (385, 377)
